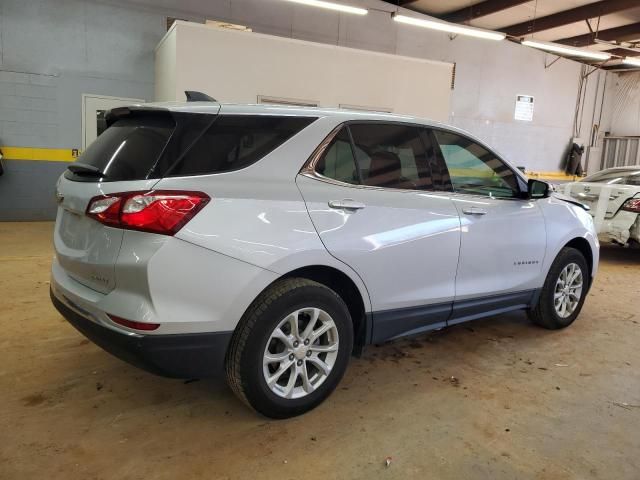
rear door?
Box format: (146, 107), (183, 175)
(297, 122), (461, 342)
(54, 110), (180, 293)
(429, 128), (546, 322)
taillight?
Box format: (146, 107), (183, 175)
(109, 314), (160, 331)
(87, 196), (122, 226)
(87, 190), (210, 235)
(622, 198), (640, 214)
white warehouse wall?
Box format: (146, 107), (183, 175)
(157, 22), (454, 121)
(134, 0), (606, 172)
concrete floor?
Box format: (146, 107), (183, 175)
(1, 222), (639, 480)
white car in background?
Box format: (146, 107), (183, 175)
(564, 167), (640, 246)
(51, 100), (599, 418)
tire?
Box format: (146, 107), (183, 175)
(225, 278), (353, 418)
(528, 247), (589, 330)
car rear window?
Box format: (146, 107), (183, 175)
(68, 114), (176, 182)
(582, 169), (640, 185)
(66, 113), (316, 182)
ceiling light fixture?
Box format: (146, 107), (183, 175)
(521, 40), (611, 61)
(392, 13), (506, 41)
(622, 57), (640, 67)
(283, 0), (367, 15)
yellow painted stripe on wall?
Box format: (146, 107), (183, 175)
(1, 146), (78, 162)
(449, 168), (579, 182)
(526, 171), (580, 182)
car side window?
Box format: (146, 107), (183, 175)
(315, 128), (359, 184)
(433, 130), (519, 198)
(169, 115), (316, 176)
(348, 123), (434, 190)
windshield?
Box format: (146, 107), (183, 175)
(581, 169), (640, 186)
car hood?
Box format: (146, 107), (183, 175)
(551, 192), (590, 211)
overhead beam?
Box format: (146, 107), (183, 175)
(442, 0), (530, 24)
(606, 48), (640, 57)
(602, 64), (640, 71)
(381, 0), (419, 6)
(557, 22), (640, 47)
(501, 0), (639, 37)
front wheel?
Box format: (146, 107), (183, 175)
(528, 247), (589, 329)
(226, 278), (353, 418)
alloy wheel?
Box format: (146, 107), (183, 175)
(553, 262), (583, 318)
(262, 307), (339, 399)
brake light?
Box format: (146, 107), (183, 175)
(622, 198), (640, 214)
(87, 190), (210, 235)
(109, 314), (160, 331)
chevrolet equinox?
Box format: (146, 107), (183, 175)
(51, 101), (599, 418)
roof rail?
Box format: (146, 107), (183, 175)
(185, 91), (217, 102)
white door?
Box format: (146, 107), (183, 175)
(82, 94), (144, 149)
(297, 123), (461, 343)
(429, 129), (547, 322)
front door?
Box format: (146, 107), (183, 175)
(429, 129), (547, 323)
(297, 122), (461, 342)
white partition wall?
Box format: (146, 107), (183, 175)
(155, 21), (453, 121)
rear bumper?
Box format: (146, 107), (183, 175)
(51, 288), (232, 378)
(598, 211), (640, 245)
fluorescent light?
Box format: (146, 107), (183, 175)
(521, 40), (611, 61)
(393, 13), (505, 41)
(283, 0), (367, 15)
(623, 57), (640, 67)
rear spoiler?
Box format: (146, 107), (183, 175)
(104, 91), (217, 127)
(104, 106), (173, 128)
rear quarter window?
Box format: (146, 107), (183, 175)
(168, 115), (316, 177)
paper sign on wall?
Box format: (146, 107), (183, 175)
(515, 95), (534, 122)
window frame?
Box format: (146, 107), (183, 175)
(427, 127), (528, 200)
(313, 127), (362, 186)
(303, 120), (453, 193)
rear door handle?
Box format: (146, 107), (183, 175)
(328, 199), (366, 211)
(462, 207), (487, 216)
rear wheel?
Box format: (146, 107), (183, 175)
(528, 247), (589, 329)
(226, 278), (353, 418)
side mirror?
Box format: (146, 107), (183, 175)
(527, 179), (550, 199)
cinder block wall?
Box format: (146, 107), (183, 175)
(0, 0), (610, 221)
(0, 0), (162, 221)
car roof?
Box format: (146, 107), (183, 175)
(598, 166), (640, 172)
(130, 101), (450, 128)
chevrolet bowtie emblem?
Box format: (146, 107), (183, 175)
(55, 191), (64, 204)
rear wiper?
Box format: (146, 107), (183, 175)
(67, 163), (106, 177)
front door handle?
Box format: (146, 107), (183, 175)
(462, 207), (487, 216)
(328, 199), (366, 211)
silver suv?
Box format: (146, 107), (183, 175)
(51, 100), (598, 418)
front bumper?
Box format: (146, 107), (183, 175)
(51, 289), (232, 378)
